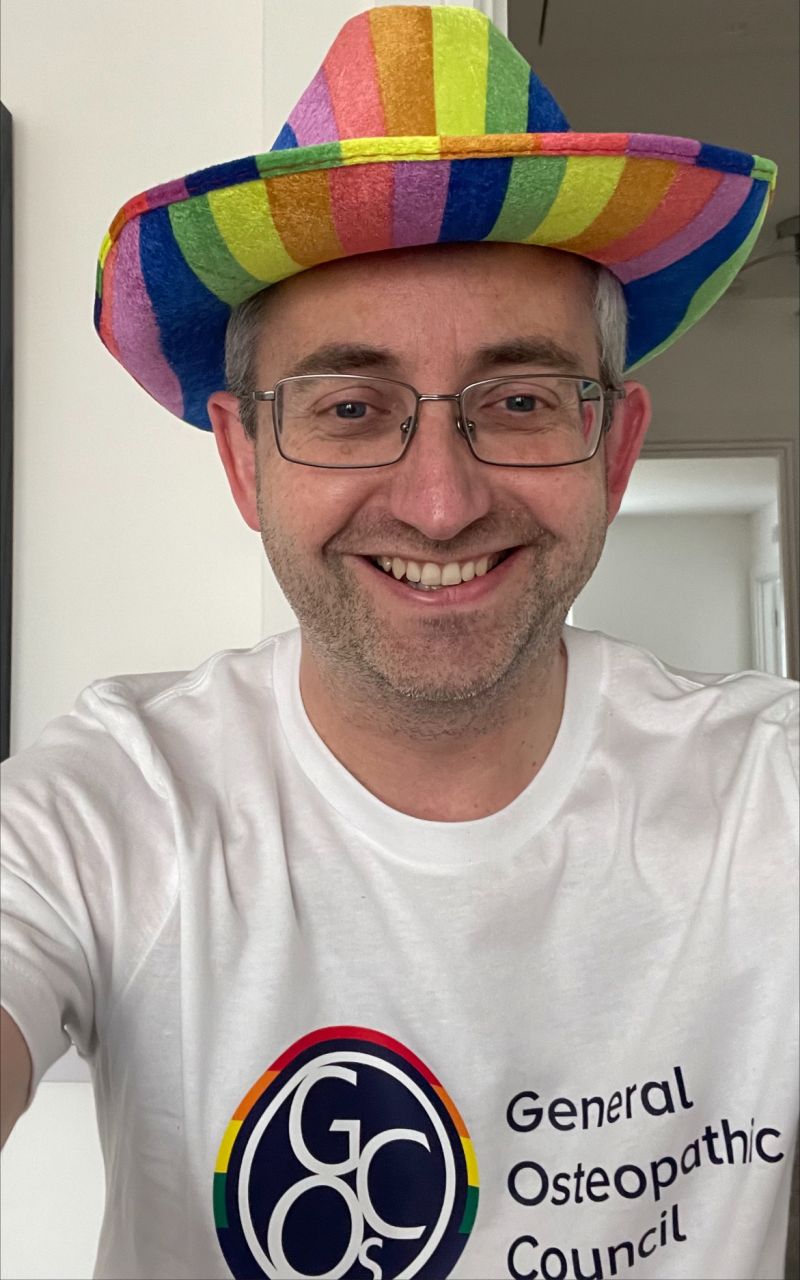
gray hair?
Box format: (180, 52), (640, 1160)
(590, 261), (628, 390)
(225, 256), (628, 441)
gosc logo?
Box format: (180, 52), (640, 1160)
(214, 1026), (479, 1279)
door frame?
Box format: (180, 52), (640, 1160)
(639, 437), (798, 680)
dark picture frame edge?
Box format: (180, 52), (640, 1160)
(1, 102), (13, 762)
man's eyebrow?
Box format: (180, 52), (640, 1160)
(280, 337), (590, 381)
(471, 337), (588, 375)
(283, 344), (401, 378)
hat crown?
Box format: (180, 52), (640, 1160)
(271, 5), (569, 151)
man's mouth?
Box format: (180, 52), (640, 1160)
(368, 549), (514, 591)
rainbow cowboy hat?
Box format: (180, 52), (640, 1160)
(94, 5), (777, 430)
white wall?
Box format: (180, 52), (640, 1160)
(572, 513), (753, 674)
(2, 2), (264, 1277)
(4, 0), (269, 757)
(1, 1086), (104, 1280)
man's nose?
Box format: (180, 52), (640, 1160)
(383, 398), (494, 543)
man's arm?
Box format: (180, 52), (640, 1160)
(1, 1007), (32, 1148)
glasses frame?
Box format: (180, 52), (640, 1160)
(250, 373), (626, 470)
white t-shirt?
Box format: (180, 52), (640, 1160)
(1, 626), (797, 1280)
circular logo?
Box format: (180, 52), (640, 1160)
(213, 1026), (479, 1279)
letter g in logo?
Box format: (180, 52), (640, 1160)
(214, 1027), (479, 1279)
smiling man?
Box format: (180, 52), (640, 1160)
(1, 7), (798, 1280)
(210, 243), (650, 821)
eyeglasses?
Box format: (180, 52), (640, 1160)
(251, 374), (624, 469)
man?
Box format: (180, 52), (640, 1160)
(1, 7), (797, 1280)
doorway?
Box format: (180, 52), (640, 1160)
(570, 452), (795, 678)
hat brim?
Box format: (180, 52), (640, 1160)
(95, 132), (775, 429)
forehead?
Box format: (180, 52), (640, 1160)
(255, 243), (599, 373)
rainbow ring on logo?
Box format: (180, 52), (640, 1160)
(213, 1025), (479, 1279)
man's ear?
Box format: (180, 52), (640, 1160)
(207, 391), (261, 531)
(604, 381), (652, 524)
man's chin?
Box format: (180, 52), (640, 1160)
(321, 615), (554, 710)
(364, 663), (506, 706)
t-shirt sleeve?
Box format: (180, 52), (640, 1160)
(1, 685), (177, 1096)
(784, 687), (799, 786)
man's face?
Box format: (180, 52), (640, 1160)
(214, 243), (647, 705)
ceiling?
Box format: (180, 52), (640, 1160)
(620, 455), (779, 516)
(508, 0), (797, 516)
(508, 0), (799, 253)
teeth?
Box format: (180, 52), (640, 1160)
(372, 551), (505, 588)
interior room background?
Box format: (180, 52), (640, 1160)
(1, 1), (797, 1276)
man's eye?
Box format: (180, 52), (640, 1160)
(504, 395), (539, 412)
(333, 401), (368, 419)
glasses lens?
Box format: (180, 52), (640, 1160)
(275, 376), (416, 467)
(462, 377), (604, 466)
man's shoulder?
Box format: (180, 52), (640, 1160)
(570, 625), (798, 772)
(85, 629), (294, 718)
(2, 629), (300, 793)
(578, 624), (797, 703)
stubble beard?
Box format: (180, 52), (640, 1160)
(257, 484), (606, 737)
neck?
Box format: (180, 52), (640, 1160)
(297, 636), (568, 821)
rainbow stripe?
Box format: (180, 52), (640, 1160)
(212, 1024), (480, 1241)
(95, 5), (777, 428)
(434, 1084), (480, 1233)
